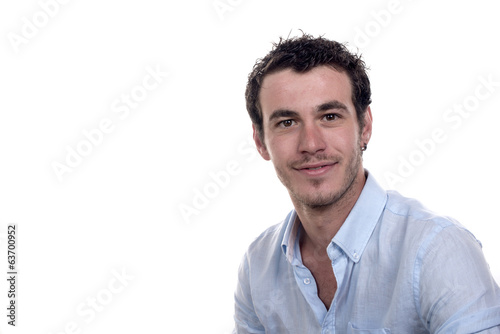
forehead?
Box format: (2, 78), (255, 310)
(259, 65), (353, 115)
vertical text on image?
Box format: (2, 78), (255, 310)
(6, 224), (18, 327)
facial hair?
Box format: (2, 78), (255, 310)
(274, 143), (363, 209)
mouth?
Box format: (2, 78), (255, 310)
(304, 165), (327, 170)
(295, 162), (337, 176)
(297, 162), (335, 170)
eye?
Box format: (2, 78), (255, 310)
(278, 119), (296, 128)
(323, 113), (339, 121)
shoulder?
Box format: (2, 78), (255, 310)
(242, 210), (294, 273)
(383, 190), (473, 236)
(247, 215), (289, 257)
(380, 190), (487, 281)
(372, 190), (482, 267)
(385, 190), (450, 223)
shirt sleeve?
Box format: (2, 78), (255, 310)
(415, 223), (500, 333)
(233, 253), (266, 334)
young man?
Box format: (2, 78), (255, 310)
(233, 34), (500, 333)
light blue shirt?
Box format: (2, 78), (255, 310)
(233, 172), (500, 333)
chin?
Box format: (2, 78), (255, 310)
(291, 173), (361, 209)
(295, 192), (342, 208)
(289, 184), (343, 208)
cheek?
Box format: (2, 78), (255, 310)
(267, 136), (294, 162)
(331, 128), (360, 149)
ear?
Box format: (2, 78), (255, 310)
(361, 106), (373, 146)
(253, 124), (271, 161)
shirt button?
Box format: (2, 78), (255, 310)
(353, 252), (359, 259)
(303, 278), (311, 285)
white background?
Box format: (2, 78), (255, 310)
(1, 0), (499, 333)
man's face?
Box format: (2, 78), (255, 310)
(254, 65), (372, 208)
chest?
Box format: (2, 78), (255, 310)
(302, 254), (337, 309)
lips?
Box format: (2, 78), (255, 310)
(294, 162), (337, 176)
(296, 162), (335, 170)
(306, 166), (325, 170)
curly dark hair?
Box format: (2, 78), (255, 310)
(245, 34), (372, 142)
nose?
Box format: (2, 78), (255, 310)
(298, 122), (326, 155)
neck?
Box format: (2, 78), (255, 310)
(295, 169), (367, 252)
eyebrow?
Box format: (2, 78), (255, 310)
(268, 100), (349, 122)
(268, 110), (300, 122)
(317, 100), (349, 112)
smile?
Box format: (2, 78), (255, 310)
(296, 162), (337, 176)
(307, 166), (325, 170)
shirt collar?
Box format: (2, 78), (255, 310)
(281, 210), (300, 264)
(332, 171), (387, 262)
(281, 170), (387, 264)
